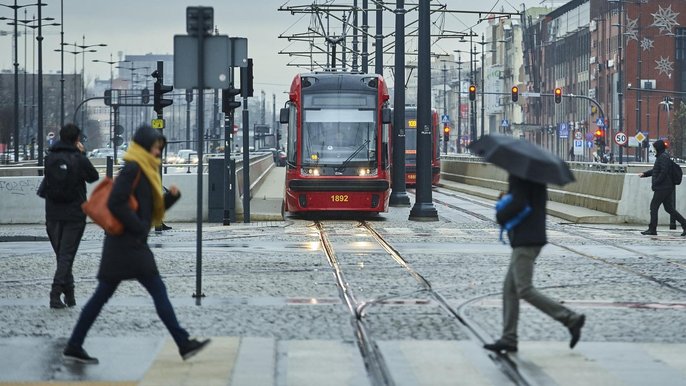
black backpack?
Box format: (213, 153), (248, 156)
(671, 159), (683, 185)
(43, 151), (81, 202)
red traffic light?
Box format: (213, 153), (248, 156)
(554, 87), (562, 104)
(468, 85), (476, 101)
(443, 126), (450, 133)
(594, 129), (604, 137)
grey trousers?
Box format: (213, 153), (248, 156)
(501, 246), (575, 345)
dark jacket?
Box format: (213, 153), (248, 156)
(496, 175), (547, 247)
(97, 162), (179, 281)
(643, 150), (673, 191)
(42, 141), (99, 222)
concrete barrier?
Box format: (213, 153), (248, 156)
(440, 156), (685, 225)
(0, 153), (274, 224)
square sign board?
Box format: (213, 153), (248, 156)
(174, 36), (248, 89)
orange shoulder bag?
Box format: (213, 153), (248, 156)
(82, 171), (141, 236)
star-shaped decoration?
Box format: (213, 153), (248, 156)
(640, 37), (654, 51)
(625, 17), (639, 41)
(651, 5), (679, 35)
(654, 56), (673, 76)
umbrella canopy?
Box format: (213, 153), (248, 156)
(468, 134), (575, 186)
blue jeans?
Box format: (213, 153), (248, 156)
(68, 275), (190, 348)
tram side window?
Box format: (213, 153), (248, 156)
(288, 104), (297, 164)
(382, 122), (389, 169)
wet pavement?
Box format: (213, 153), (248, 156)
(1, 184), (685, 385)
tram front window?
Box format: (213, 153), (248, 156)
(302, 108), (377, 174)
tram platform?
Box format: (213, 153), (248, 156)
(2, 336), (685, 385)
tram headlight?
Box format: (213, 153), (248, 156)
(358, 168), (377, 176)
(302, 167), (321, 176)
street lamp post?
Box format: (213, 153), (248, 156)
(0, 0), (44, 162)
(75, 36), (106, 130)
(56, 44), (96, 126)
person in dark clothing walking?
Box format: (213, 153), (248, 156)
(63, 126), (210, 364)
(639, 139), (686, 236)
(483, 175), (586, 354)
(39, 124), (99, 309)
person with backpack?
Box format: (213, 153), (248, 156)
(38, 124), (99, 309)
(483, 174), (586, 354)
(63, 125), (210, 364)
(639, 139), (686, 236)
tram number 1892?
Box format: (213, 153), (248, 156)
(330, 194), (349, 203)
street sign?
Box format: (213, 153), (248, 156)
(614, 131), (628, 146)
(596, 117), (605, 128)
(573, 139), (583, 156)
(501, 119), (509, 128)
(635, 132), (646, 143)
(151, 119), (165, 129)
(574, 131), (583, 140)
(441, 114), (449, 123)
(558, 122), (569, 139)
(174, 36), (248, 89)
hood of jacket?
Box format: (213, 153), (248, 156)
(653, 139), (666, 154)
(132, 125), (166, 151)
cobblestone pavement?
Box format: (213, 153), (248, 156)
(0, 188), (685, 349)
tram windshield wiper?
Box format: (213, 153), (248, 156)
(335, 139), (370, 173)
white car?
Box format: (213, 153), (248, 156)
(175, 149), (198, 164)
(89, 148), (115, 158)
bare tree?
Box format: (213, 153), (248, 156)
(668, 101), (686, 159)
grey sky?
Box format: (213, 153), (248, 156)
(1, 0), (554, 101)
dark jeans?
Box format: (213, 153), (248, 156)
(648, 188), (686, 231)
(46, 220), (86, 291)
(68, 275), (190, 349)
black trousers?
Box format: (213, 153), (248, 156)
(46, 220), (86, 291)
(648, 189), (686, 231)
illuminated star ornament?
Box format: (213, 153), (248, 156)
(651, 5), (679, 35)
(640, 37), (654, 51)
(654, 56), (673, 76)
(625, 17), (639, 42)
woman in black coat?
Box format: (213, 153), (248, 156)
(63, 126), (210, 364)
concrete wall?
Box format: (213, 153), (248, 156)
(0, 154), (274, 224)
(440, 156), (685, 225)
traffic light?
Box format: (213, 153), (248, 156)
(113, 124), (125, 147)
(152, 69), (173, 116)
(443, 126), (450, 142)
(468, 84), (476, 101)
(104, 89), (111, 106)
(222, 87), (241, 113)
(141, 88), (150, 104)
(593, 129), (604, 147)
(240, 58), (254, 98)
(511, 86), (519, 102)
(554, 87), (562, 104)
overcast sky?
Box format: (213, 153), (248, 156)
(0, 0), (555, 102)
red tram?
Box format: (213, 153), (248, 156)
(279, 72), (393, 213)
(403, 106), (441, 186)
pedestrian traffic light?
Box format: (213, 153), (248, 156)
(113, 125), (125, 147)
(152, 69), (173, 116)
(511, 86), (519, 102)
(443, 126), (450, 142)
(141, 88), (150, 104)
(222, 87), (241, 113)
(554, 87), (562, 104)
(469, 85), (476, 101)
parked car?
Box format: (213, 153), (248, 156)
(175, 149), (198, 164)
(275, 150), (287, 167)
(89, 148), (115, 158)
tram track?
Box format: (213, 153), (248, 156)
(314, 219), (531, 386)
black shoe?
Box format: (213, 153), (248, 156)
(179, 338), (211, 360)
(63, 345), (99, 364)
(640, 229), (657, 235)
(681, 228), (686, 237)
(50, 290), (66, 309)
(63, 288), (76, 307)
(155, 223), (173, 231)
(483, 340), (518, 354)
(568, 314), (586, 349)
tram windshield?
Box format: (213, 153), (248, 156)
(301, 93), (378, 171)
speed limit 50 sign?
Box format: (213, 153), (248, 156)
(614, 131), (628, 146)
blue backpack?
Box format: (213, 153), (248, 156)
(495, 193), (532, 244)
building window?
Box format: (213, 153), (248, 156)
(677, 28), (686, 62)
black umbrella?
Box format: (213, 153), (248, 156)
(468, 134), (575, 186)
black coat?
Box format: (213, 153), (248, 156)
(42, 141), (99, 222)
(496, 175), (547, 247)
(643, 151), (673, 191)
(97, 162), (179, 281)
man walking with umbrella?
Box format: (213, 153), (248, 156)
(469, 135), (586, 354)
